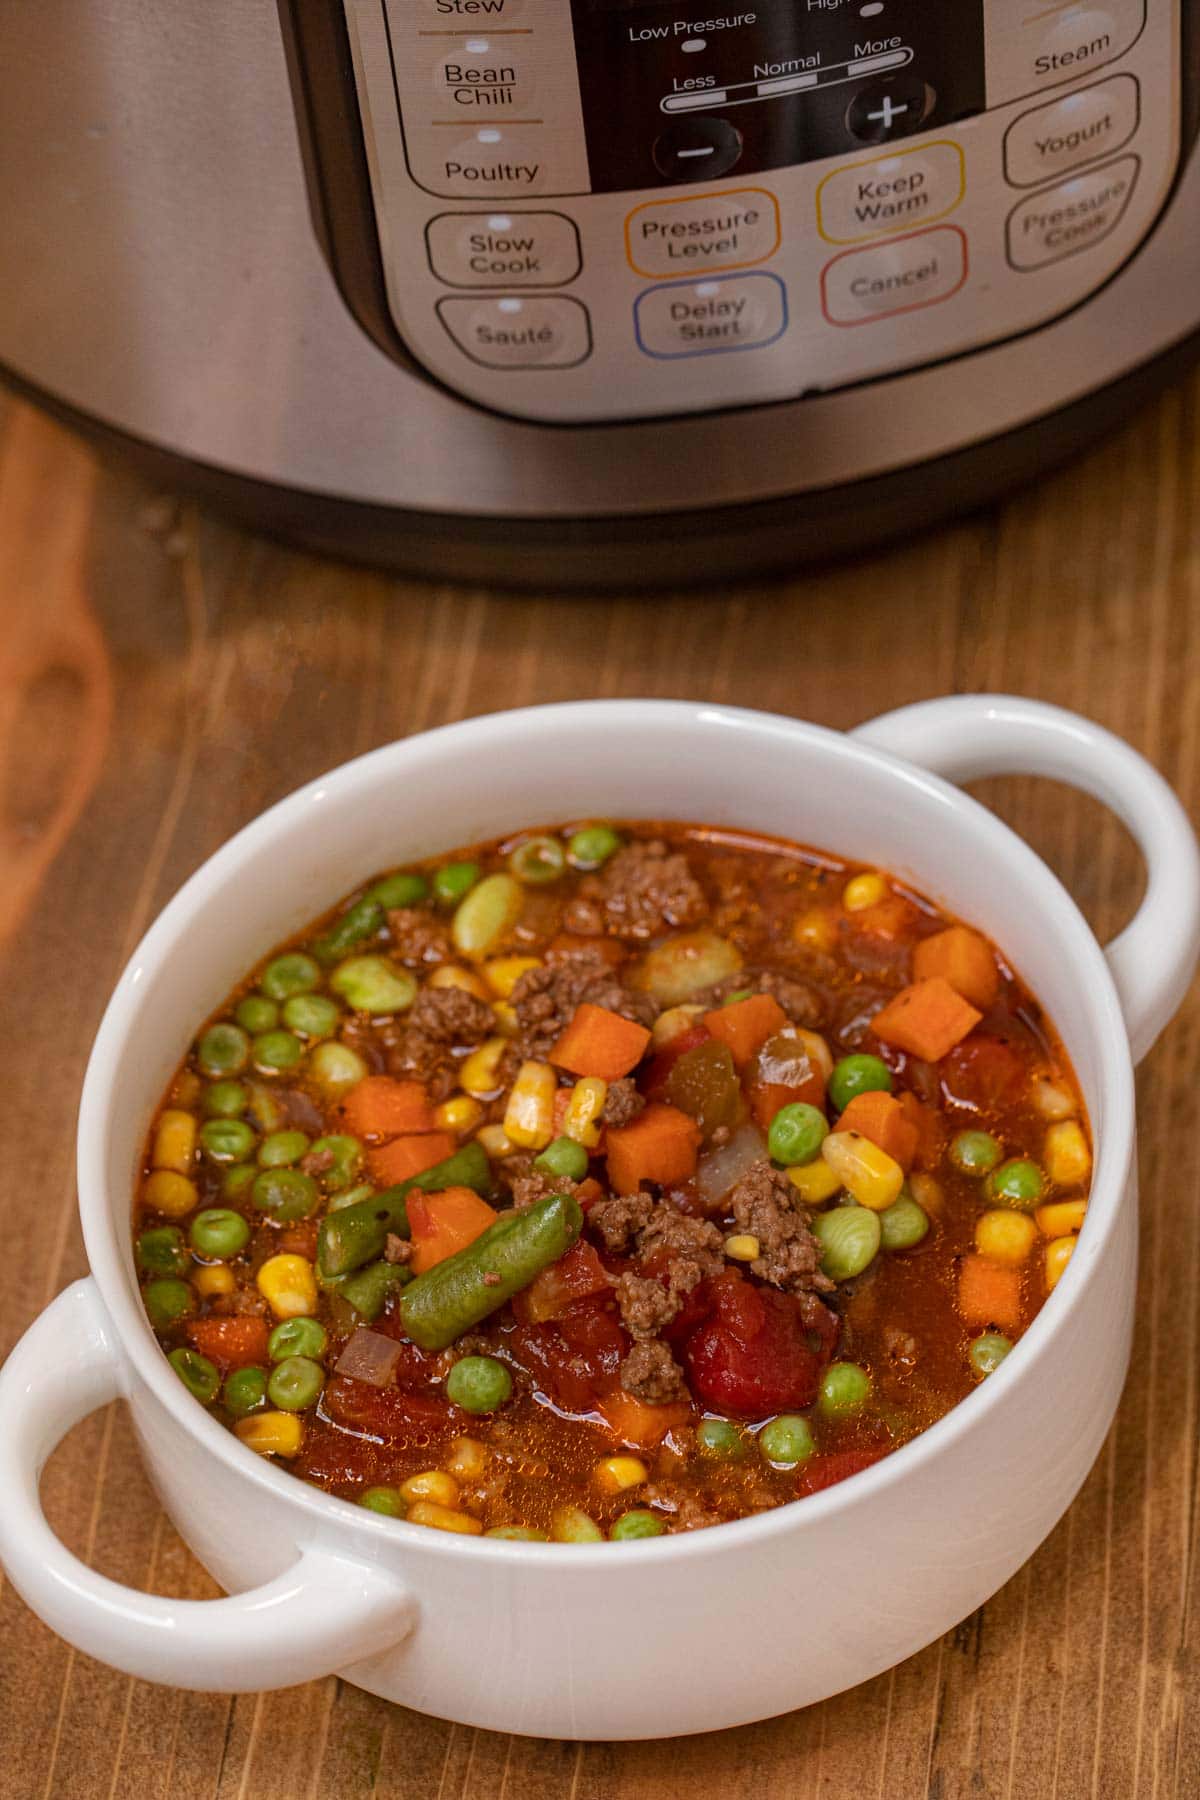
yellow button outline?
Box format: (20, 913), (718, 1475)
(816, 142), (965, 246)
(624, 187), (781, 279)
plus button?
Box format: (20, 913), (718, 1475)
(846, 76), (932, 144)
(866, 96), (910, 131)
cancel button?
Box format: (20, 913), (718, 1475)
(821, 225), (967, 325)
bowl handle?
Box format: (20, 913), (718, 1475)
(851, 694), (1200, 1064)
(0, 1277), (416, 1691)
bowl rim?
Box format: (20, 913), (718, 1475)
(76, 698), (1135, 1568)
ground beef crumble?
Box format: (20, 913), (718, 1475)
(640, 1482), (721, 1531)
(384, 985), (495, 1098)
(728, 1159), (835, 1296)
(508, 1169), (583, 1210)
(601, 1076), (646, 1128)
(701, 968), (826, 1029)
(620, 1339), (688, 1404)
(589, 1190), (654, 1252)
(565, 840), (708, 941)
(510, 954), (657, 1060)
(386, 907), (453, 966)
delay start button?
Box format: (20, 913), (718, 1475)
(634, 272), (787, 359)
(436, 294), (592, 368)
(426, 211), (582, 287)
(625, 188), (780, 278)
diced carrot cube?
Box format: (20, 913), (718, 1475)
(366, 1130), (457, 1187)
(913, 926), (1000, 1011)
(550, 1002), (653, 1081)
(407, 1186), (498, 1275)
(836, 1091), (920, 1171)
(957, 1255), (1023, 1333)
(701, 994), (788, 1068)
(186, 1316), (270, 1371)
(605, 1102), (702, 1195)
(871, 977), (982, 1062)
(340, 1075), (436, 1141)
(598, 1390), (692, 1449)
(895, 1089), (943, 1171)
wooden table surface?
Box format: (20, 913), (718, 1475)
(1, 384), (1199, 1800)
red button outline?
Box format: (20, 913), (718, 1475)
(820, 224), (969, 327)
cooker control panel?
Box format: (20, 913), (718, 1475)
(343, 0), (1180, 423)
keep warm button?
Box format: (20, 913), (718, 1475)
(634, 273), (788, 359)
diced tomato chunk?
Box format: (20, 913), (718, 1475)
(682, 1271), (838, 1418)
(940, 1035), (1027, 1113)
(512, 1240), (612, 1324)
(795, 1447), (890, 1497)
(186, 1315), (270, 1371)
(508, 1311), (623, 1415)
(322, 1374), (459, 1438)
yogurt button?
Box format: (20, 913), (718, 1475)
(1005, 75), (1138, 187)
(436, 294), (592, 368)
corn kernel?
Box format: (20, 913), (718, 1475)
(460, 1035), (510, 1098)
(427, 963), (490, 1001)
(153, 1109), (197, 1175)
(792, 907), (837, 953)
(594, 1455), (648, 1494)
(791, 1026), (834, 1082)
(483, 955), (542, 999)
(491, 1001), (520, 1037)
(171, 1070), (203, 1110)
(445, 1436), (489, 1481)
(908, 1172), (944, 1215)
(193, 1264), (236, 1297)
(235, 1411), (304, 1458)
(1044, 1120), (1092, 1187)
(820, 1130), (904, 1210)
(551, 1505), (604, 1543)
(400, 1469), (460, 1508)
(434, 1094), (485, 1137)
(1036, 1199), (1087, 1239)
(843, 872), (888, 913)
(975, 1209), (1037, 1265)
(1045, 1235), (1075, 1290)
(256, 1253), (318, 1319)
(787, 1159), (842, 1204)
(476, 1123), (516, 1159)
(724, 1234), (760, 1262)
(503, 1060), (557, 1149)
(651, 1004), (704, 1049)
(562, 1076), (608, 1147)
(1033, 1076), (1076, 1121)
(406, 1500), (484, 1535)
(142, 1170), (199, 1219)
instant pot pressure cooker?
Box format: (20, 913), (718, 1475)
(1, 3), (1196, 584)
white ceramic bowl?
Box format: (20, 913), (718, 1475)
(0, 696), (1197, 1739)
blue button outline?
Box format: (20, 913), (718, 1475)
(633, 270), (789, 360)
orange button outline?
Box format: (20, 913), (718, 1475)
(819, 224), (969, 328)
(624, 187), (781, 279)
(816, 141), (965, 246)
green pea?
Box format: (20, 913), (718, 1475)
(251, 1168), (319, 1221)
(197, 1022), (250, 1078)
(986, 1158), (1045, 1211)
(610, 1510), (665, 1541)
(487, 1525), (549, 1540)
(189, 1208), (251, 1258)
(251, 1030), (304, 1073)
(433, 860), (481, 907)
(204, 1079), (250, 1119)
(223, 1366), (268, 1417)
(359, 1486), (406, 1517)
(258, 1129), (310, 1169)
(199, 1117), (257, 1164)
(235, 995), (279, 1034)
(767, 1101), (828, 1168)
(758, 1414), (815, 1468)
(566, 825), (620, 871)
(969, 1332), (1014, 1377)
(312, 896), (384, 965)
(950, 1129), (1002, 1176)
(261, 952), (321, 1001)
(508, 835), (566, 886)
(446, 1355), (513, 1414)
(533, 1136), (590, 1182)
(281, 993), (341, 1040)
(136, 1227), (188, 1276)
(307, 1134), (363, 1192)
(329, 955), (417, 1015)
(828, 1053), (892, 1113)
(819, 1362), (872, 1417)
(143, 1278), (194, 1331)
(879, 1195), (930, 1251)
(308, 1040), (369, 1099)
(267, 1356), (325, 1411)
(812, 1204), (881, 1281)
(269, 1316), (327, 1362)
(168, 1347), (220, 1404)
(369, 871), (429, 909)
(222, 1163), (257, 1201)
(696, 1418), (746, 1460)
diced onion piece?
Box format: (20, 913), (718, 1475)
(695, 1123), (768, 1208)
(335, 1327), (404, 1388)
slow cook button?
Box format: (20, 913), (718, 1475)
(624, 188), (780, 278)
(633, 273), (787, 359)
(426, 211), (581, 286)
(816, 141), (964, 245)
(436, 294), (592, 368)
(1004, 75), (1138, 188)
(820, 225), (968, 326)
(1005, 155), (1139, 270)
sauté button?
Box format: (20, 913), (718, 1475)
(1005, 155), (1139, 270)
(845, 75), (936, 145)
(426, 211), (582, 286)
(652, 117), (744, 182)
(436, 294), (592, 368)
(1004, 75), (1138, 187)
(634, 273), (787, 358)
(817, 142), (964, 244)
(820, 226), (968, 325)
(625, 188), (780, 277)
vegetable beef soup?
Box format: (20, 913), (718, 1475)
(133, 825), (1092, 1542)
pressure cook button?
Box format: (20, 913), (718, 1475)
(436, 294), (592, 368)
(634, 273), (787, 359)
(1005, 154), (1139, 270)
(1004, 75), (1138, 188)
(845, 76), (936, 145)
(820, 226), (967, 325)
(426, 211), (581, 286)
(652, 118), (744, 183)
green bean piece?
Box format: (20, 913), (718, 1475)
(222, 1162), (257, 1202)
(533, 1136), (590, 1182)
(758, 1414), (815, 1468)
(261, 952), (321, 1001)
(267, 1356), (325, 1411)
(446, 1355), (512, 1413)
(168, 1347), (220, 1404)
(251, 1029), (304, 1074)
(317, 1139), (495, 1277)
(197, 1022), (250, 1078)
(767, 1101), (828, 1168)
(812, 1204), (881, 1281)
(819, 1362), (873, 1416)
(203, 1079), (250, 1119)
(336, 1258), (410, 1321)
(986, 1158), (1046, 1210)
(281, 993), (341, 1040)
(143, 1278), (195, 1331)
(307, 1133), (362, 1192)
(257, 1129), (310, 1169)
(370, 871), (429, 909)
(828, 1053), (893, 1113)
(329, 1180), (375, 1212)
(508, 835), (566, 885)
(950, 1129), (1003, 1175)
(189, 1208), (251, 1258)
(329, 955), (416, 1016)
(136, 1227), (188, 1276)
(199, 1117), (257, 1164)
(969, 1332), (1013, 1377)
(400, 1192), (583, 1352)
(359, 1486), (406, 1517)
(433, 860), (481, 907)
(695, 1418), (746, 1460)
(566, 825), (620, 871)
(487, 1525), (549, 1540)
(251, 1168), (320, 1222)
(235, 994), (279, 1035)
(223, 1366), (268, 1417)
(879, 1195), (930, 1251)
(610, 1510), (665, 1541)
(268, 1316), (327, 1362)
(312, 896), (384, 965)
